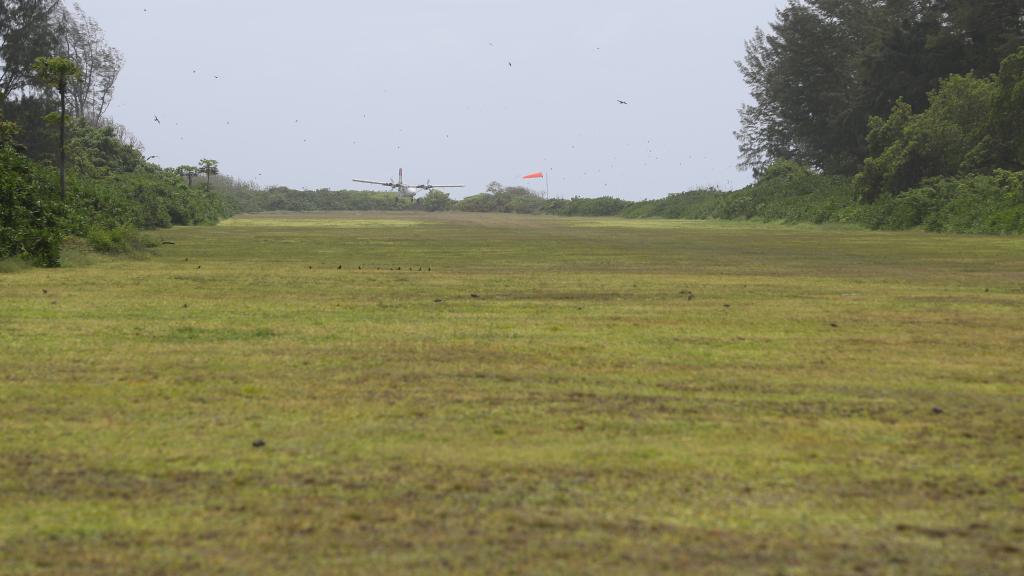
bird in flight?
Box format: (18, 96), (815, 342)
(153, 115), (161, 123)
(617, 100), (628, 105)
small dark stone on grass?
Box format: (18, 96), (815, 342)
(932, 407), (944, 415)
(723, 304), (731, 308)
(182, 304), (189, 308)
(434, 299), (444, 303)
(471, 294), (481, 299)
(252, 439), (266, 448)
(42, 289), (47, 294)
(831, 323), (839, 328)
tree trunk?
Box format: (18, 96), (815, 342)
(59, 83), (66, 200)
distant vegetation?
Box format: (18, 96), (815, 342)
(623, 162), (1024, 234)
(3, 0), (1023, 269)
(221, 2), (1024, 234)
(219, 179), (418, 213)
(213, 163), (1024, 235)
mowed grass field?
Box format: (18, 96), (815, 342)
(2, 211), (1023, 575)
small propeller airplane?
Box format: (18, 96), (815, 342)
(353, 169), (464, 197)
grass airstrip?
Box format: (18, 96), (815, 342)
(1, 211), (1023, 574)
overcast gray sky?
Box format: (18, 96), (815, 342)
(73, 0), (784, 200)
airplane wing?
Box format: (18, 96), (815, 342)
(353, 179), (395, 187)
(420, 185), (465, 189)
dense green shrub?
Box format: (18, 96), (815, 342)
(85, 223), (156, 253)
(544, 196), (633, 217)
(2, 116), (232, 267)
(723, 163), (855, 224)
(0, 146), (66, 267)
(923, 171), (1024, 234)
(222, 184), (408, 213)
(418, 190), (453, 212)
(619, 163), (855, 225)
(456, 185), (548, 214)
(620, 189), (724, 219)
(856, 48), (1024, 201)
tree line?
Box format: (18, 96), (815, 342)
(5, 0), (1023, 269)
(216, 0), (1024, 234)
(737, 0), (1023, 199)
(1, 0), (230, 266)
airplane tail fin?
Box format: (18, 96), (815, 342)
(399, 168), (404, 186)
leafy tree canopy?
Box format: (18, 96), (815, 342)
(737, 0), (1024, 176)
(856, 47), (1024, 201)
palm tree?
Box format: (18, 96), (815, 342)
(198, 158), (219, 190)
(32, 56), (80, 199)
(176, 164), (199, 187)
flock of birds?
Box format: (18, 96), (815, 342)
(135, 5), (723, 195)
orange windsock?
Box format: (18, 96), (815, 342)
(523, 172), (545, 179)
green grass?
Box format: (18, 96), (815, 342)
(2, 211), (1023, 575)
